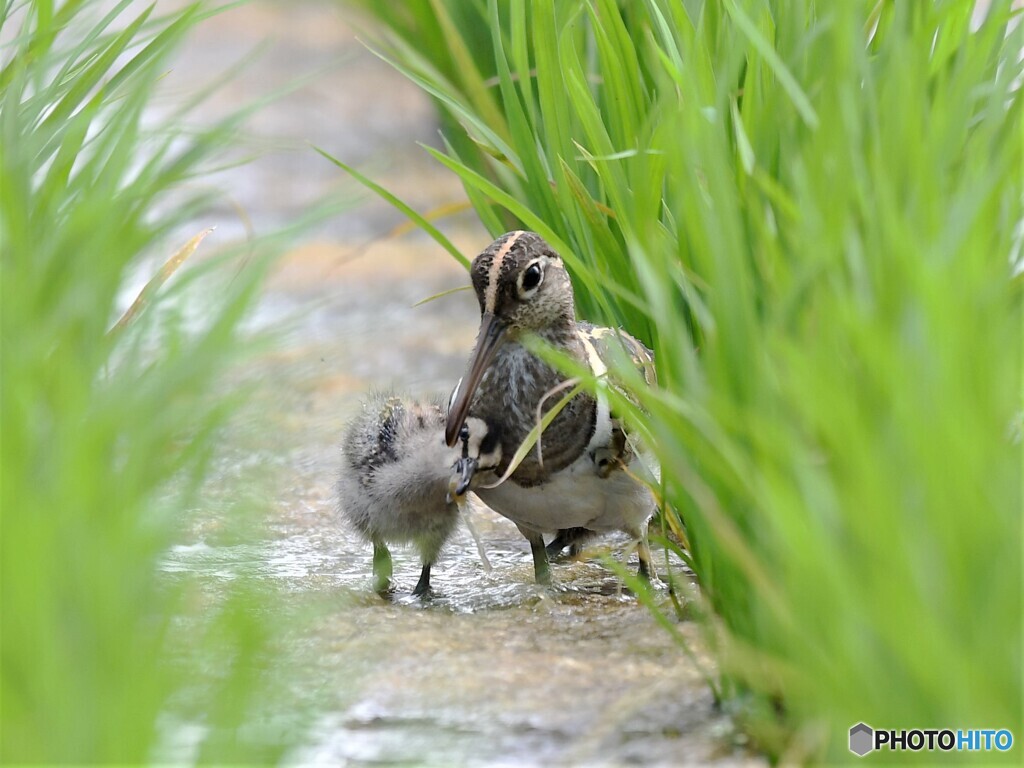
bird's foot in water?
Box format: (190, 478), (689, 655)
(410, 563), (436, 599)
(371, 541), (395, 596)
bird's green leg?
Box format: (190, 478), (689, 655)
(517, 524), (551, 585)
(372, 540), (393, 594)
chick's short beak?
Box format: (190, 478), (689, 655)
(457, 456), (478, 497)
(447, 456), (479, 503)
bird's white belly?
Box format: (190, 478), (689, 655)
(474, 454), (658, 535)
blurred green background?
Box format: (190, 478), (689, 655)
(2, 0), (1021, 764)
(0, 1), (292, 762)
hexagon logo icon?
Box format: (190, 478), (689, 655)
(849, 722), (874, 756)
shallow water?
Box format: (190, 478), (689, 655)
(165, 500), (745, 766)
(156, 3), (760, 764)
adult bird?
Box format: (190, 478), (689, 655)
(445, 231), (658, 584)
(338, 392), (501, 595)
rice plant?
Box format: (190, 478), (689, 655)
(346, 0), (1023, 760)
(0, 1), (291, 762)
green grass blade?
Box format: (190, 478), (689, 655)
(314, 145), (470, 269)
(722, 0), (818, 129)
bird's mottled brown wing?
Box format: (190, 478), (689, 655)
(577, 324), (656, 477)
(578, 324), (657, 393)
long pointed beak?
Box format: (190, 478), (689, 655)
(445, 312), (506, 446)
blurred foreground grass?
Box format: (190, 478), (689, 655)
(349, 0), (1023, 761)
(1, 1), (296, 761)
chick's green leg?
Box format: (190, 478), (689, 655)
(372, 540), (393, 594)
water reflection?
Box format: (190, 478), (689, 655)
(163, 474), (749, 765)
(167, 504), (664, 610)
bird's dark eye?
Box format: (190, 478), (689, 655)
(521, 263), (543, 292)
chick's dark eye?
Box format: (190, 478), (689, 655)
(522, 263), (543, 291)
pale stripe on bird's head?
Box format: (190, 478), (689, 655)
(482, 230), (525, 314)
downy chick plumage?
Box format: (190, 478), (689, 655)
(338, 392), (500, 595)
